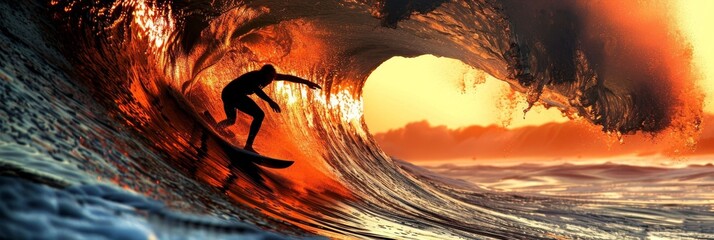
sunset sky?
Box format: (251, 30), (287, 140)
(362, 55), (569, 133)
(362, 0), (714, 162)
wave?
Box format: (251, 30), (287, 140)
(414, 160), (714, 204)
(1, 0), (711, 239)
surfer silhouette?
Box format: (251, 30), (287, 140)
(217, 64), (321, 154)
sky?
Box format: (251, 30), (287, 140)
(362, 0), (714, 163)
(362, 55), (569, 133)
(372, 115), (714, 164)
(676, 0), (714, 113)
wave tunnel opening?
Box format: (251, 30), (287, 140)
(362, 54), (571, 134)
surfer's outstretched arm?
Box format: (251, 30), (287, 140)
(275, 74), (321, 89)
(255, 88), (281, 113)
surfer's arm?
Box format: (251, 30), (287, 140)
(255, 88), (281, 113)
(275, 74), (321, 90)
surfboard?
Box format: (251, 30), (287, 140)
(202, 111), (294, 169)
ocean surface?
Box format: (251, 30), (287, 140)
(1, 0), (712, 239)
(412, 159), (714, 204)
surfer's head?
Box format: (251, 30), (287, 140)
(261, 64), (277, 79)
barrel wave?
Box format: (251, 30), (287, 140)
(1, 0), (711, 239)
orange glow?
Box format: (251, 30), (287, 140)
(577, 0), (703, 154)
(193, 18), (355, 194)
(375, 114), (714, 164)
(128, 0), (174, 50)
(363, 55), (569, 133)
(674, 0), (714, 114)
(367, 1), (713, 163)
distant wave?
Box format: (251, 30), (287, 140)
(411, 160), (714, 204)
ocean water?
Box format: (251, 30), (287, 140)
(413, 159), (714, 204)
(1, 0), (712, 239)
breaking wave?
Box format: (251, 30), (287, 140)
(1, 0), (710, 239)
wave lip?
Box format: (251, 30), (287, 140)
(501, 0), (702, 135)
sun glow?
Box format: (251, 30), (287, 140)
(363, 55), (569, 133)
(674, 0), (714, 114)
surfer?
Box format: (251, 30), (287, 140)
(217, 64), (321, 153)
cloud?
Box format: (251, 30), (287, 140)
(373, 115), (714, 161)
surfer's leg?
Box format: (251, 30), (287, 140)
(217, 101), (237, 129)
(235, 96), (264, 152)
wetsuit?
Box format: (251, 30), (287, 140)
(221, 70), (273, 123)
